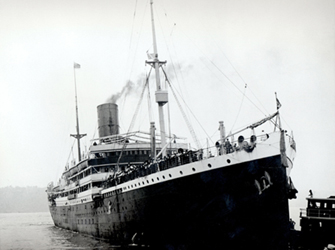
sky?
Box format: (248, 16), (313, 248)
(0, 0), (334, 213)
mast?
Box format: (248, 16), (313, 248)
(150, 122), (156, 159)
(70, 63), (86, 162)
(274, 92), (282, 131)
(146, 0), (168, 157)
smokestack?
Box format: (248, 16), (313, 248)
(97, 103), (119, 137)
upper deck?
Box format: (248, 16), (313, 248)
(300, 197), (335, 220)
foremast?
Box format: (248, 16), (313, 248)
(146, 0), (168, 158)
(70, 63), (86, 162)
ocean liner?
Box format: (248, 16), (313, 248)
(47, 1), (297, 249)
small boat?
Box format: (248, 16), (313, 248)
(299, 194), (335, 249)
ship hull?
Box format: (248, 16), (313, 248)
(50, 153), (290, 250)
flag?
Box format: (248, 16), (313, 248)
(276, 97), (282, 109)
(74, 62), (81, 69)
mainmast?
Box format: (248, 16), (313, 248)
(70, 63), (86, 162)
(146, 0), (168, 157)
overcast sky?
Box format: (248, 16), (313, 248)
(0, 0), (334, 210)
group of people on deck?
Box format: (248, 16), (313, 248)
(217, 134), (257, 155)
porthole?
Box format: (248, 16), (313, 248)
(152, 179), (154, 182)
(208, 164), (212, 168)
(192, 168), (196, 171)
(138, 182), (140, 186)
(142, 181), (145, 185)
(227, 159), (231, 163)
(163, 175), (165, 179)
(169, 174), (172, 177)
(157, 177), (159, 181)
(180, 171), (183, 175)
(147, 180), (149, 184)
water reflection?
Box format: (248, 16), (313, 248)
(0, 213), (126, 250)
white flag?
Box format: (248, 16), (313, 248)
(74, 62), (81, 69)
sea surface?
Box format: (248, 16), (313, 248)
(0, 209), (302, 250)
(0, 212), (120, 250)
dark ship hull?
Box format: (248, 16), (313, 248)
(49, 150), (291, 250)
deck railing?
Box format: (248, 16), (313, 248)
(300, 208), (335, 219)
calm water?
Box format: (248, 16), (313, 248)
(0, 212), (120, 250)
(0, 210), (302, 249)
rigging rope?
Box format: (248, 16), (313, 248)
(161, 68), (202, 149)
(166, 22), (267, 118)
(115, 72), (151, 168)
(230, 83), (247, 132)
(66, 139), (76, 168)
(123, 1), (149, 87)
(212, 38), (272, 116)
(148, 4), (292, 143)
(128, 0), (138, 49)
